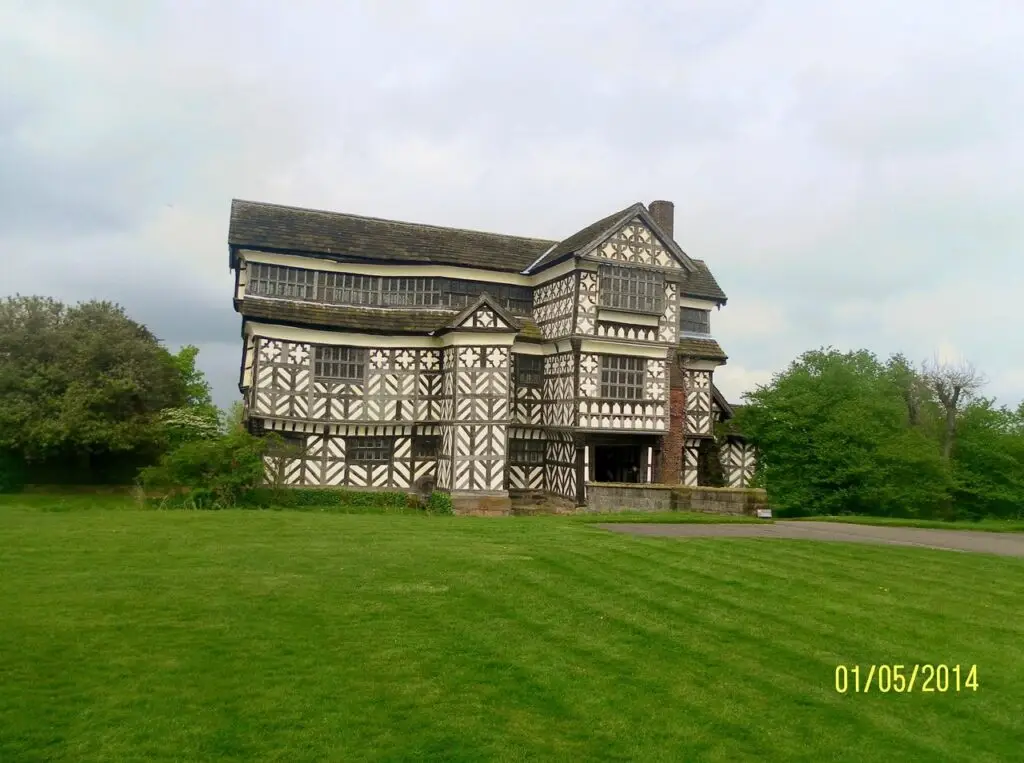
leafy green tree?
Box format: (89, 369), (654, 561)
(737, 348), (949, 517)
(0, 295), (186, 471)
(949, 399), (1024, 519)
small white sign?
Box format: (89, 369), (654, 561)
(756, 509), (773, 519)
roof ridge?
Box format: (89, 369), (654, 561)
(231, 198), (556, 245)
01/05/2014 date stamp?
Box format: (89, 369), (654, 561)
(835, 664), (978, 694)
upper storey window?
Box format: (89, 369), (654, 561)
(598, 265), (664, 315)
(679, 308), (710, 335)
(248, 263), (316, 299)
(245, 262), (531, 313)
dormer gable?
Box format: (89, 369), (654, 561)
(437, 293), (519, 334)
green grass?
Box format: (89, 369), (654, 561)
(1, 499), (1022, 762)
(792, 515), (1024, 533)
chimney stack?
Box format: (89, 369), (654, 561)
(648, 200), (674, 240)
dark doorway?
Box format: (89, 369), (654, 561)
(594, 445), (643, 483)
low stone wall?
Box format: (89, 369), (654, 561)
(585, 482), (769, 516)
(583, 483), (674, 513)
(673, 486), (769, 516)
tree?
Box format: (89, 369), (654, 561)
(921, 357), (986, 462)
(170, 345), (218, 418)
(0, 296), (187, 469)
(737, 348), (949, 517)
(947, 399), (1024, 519)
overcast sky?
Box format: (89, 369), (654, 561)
(3, 0), (1022, 409)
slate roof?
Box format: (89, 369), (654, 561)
(229, 200), (555, 273)
(523, 204), (638, 273)
(229, 199), (727, 302)
(676, 337), (728, 361)
(684, 261), (727, 303)
(240, 297), (542, 341)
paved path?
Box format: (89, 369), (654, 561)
(597, 521), (1024, 557)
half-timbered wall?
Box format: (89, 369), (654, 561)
(575, 271), (599, 335)
(575, 221), (683, 345)
(590, 217), (682, 269)
(532, 273), (576, 339)
(436, 347), (457, 492)
(577, 353), (668, 431)
(543, 352), (576, 429)
(545, 431), (576, 501)
(721, 440), (757, 488)
(682, 369), (713, 436)
(507, 426), (545, 490)
(252, 338), (443, 424)
(512, 354), (543, 427)
(448, 345), (510, 492)
(682, 437), (701, 487)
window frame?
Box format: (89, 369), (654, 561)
(346, 436), (393, 465)
(598, 265), (664, 315)
(313, 345), (366, 382)
(599, 355), (645, 401)
(514, 354), (544, 388)
(679, 307), (711, 335)
(245, 261), (533, 314)
(246, 262), (316, 300)
(509, 438), (545, 466)
(412, 435), (440, 459)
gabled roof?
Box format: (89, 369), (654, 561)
(523, 202), (698, 274)
(523, 204), (637, 273)
(229, 199), (555, 273)
(229, 198), (727, 303)
(711, 384), (734, 419)
(684, 260), (727, 303)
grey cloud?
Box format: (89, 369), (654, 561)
(2, 0), (1023, 410)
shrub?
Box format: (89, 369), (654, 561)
(239, 487), (412, 512)
(138, 429), (273, 509)
(0, 450), (26, 494)
(426, 491), (454, 515)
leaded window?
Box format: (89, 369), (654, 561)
(514, 355), (544, 388)
(382, 277), (442, 306)
(680, 308), (710, 335)
(598, 265), (663, 314)
(347, 436), (392, 464)
(314, 345), (365, 381)
(245, 261), (533, 314)
(412, 435), (439, 459)
(509, 438), (545, 465)
(247, 263), (316, 299)
(600, 355), (645, 400)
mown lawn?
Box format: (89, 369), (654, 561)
(793, 515), (1024, 533)
(1, 500), (1022, 762)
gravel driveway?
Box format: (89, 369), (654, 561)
(597, 520), (1024, 557)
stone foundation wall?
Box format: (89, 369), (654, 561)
(583, 483), (674, 513)
(584, 482), (769, 516)
(450, 492), (512, 517)
(509, 490), (577, 515)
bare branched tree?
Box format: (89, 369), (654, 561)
(921, 356), (986, 461)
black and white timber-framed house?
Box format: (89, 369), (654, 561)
(228, 198), (757, 512)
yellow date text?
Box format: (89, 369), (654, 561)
(834, 664), (978, 694)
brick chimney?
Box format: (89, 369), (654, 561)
(648, 200), (674, 240)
